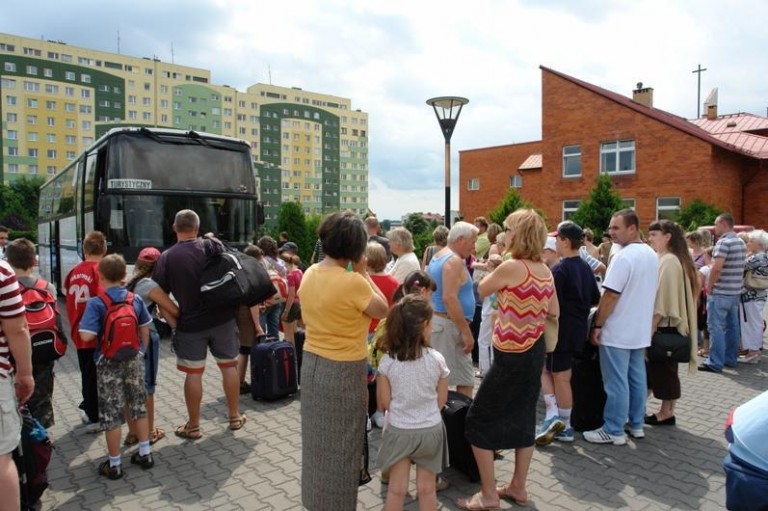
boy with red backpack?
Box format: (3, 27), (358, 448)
(78, 255), (154, 480)
(6, 239), (67, 430)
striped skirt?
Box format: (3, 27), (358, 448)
(301, 351), (367, 511)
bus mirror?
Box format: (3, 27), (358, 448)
(256, 202), (265, 226)
(97, 196), (111, 229)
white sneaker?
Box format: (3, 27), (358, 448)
(79, 409), (90, 425)
(372, 411), (386, 429)
(366, 416), (372, 432)
(625, 426), (645, 439)
(84, 421), (103, 434)
(583, 427), (626, 446)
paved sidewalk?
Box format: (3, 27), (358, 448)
(40, 337), (766, 510)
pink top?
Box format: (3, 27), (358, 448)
(287, 268), (303, 303)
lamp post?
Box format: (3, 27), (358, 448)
(427, 96), (468, 227)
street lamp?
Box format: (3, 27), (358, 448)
(426, 96), (469, 227)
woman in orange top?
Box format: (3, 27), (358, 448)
(298, 211), (388, 511)
(457, 209), (559, 510)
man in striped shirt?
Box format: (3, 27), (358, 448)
(700, 213), (747, 373)
(0, 259), (34, 507)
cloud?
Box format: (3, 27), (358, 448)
(3, 0), (768, 220)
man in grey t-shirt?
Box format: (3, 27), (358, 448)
(700, 213), (746, 373)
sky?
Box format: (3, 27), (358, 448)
(3, 0), (768, 220)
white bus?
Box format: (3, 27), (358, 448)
(37, 127), (262, 291)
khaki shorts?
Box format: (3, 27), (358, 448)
(430, 315), (475, 388)
(173, 319), (239, 374)
(0, 377), (20, 456)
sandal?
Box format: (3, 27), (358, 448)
(150, 427), (166, 445)
(174, 422), (202, 440)
(456, 492), (500, 510)
(497, 485), (529, 507)
(229, 413), (247, 431)
(123, 433), (139, 447)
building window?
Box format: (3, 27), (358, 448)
(3, 62), (16, 72)
(27, 98), (38, 108)
(26, 65), (37, 75)
(28, 148), (38, 157)
(81, 74), (91, 83)
(44, 68), (52, 77)
(622, 198), (636, 210)
(8, 147), (18, 156)
(601, 140), (635, 174)
(28, 165), (38, 175)
(467, 178), (480, 191)
(656, 197), (681, 220)
(65, 71), (76, 81)
(562, 200), (581, 221)
(563, 145), (582, 177)
(8, 164), (18, 174)
(509, 175), (523, 188)
(7, 130), (17, 140)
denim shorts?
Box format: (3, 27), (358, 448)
(173, 319), (238, 373)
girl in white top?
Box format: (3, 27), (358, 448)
(377, 295), (450, 511)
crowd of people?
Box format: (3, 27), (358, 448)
(0, 205), (764, 510)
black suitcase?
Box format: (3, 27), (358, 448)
(442, 390), (479, 482)
(251, 339), (298, 400)
(571, 342), (606, 432)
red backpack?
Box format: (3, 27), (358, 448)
(20, 280), (68, 364)
(98, 292), (141, 361)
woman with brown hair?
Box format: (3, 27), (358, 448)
(645, 220), (698, 426)
(457, 209), (559, 510)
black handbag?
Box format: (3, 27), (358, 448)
(648, 327), (690, 363)
(648, 278), (691, 363)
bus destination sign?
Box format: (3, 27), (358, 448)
(108, 179), (153, 190)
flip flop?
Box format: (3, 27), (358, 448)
(123, 433), (139, 446)
(174, 422), (202, 440)
(150, 427), (166, 445)
(229, 413), (247, 431)
(456, 492), (500, 511)
(497, 485), (529, 507)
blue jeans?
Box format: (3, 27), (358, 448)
(599, 345), (646, 436)
(706, 294), (741, 371)
(260, 304), (281, 339)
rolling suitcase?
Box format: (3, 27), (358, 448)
(571, 341), (606, 432)
(442, 390), (479, 482)
(251, 339), (298, 400)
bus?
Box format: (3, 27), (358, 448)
(37, 127), (262, 291)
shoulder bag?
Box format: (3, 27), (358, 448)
(648, 277), (691, 363)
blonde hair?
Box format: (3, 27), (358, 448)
(366, 241), (388, 273)
(504, 209), (547, 262)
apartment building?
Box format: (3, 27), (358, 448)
(0, 32), (369, 221)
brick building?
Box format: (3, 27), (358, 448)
(460, 66), (768, 229)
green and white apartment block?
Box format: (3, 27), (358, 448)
(0, 33), (369, 222)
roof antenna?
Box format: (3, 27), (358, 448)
(171, 42), (175, 64)
(117, 27), (121, 54)
(268, 65), (272, 85)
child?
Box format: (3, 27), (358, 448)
(369, 270), (437, 427)
(78, 255), (154, 480)
(64, 231), (107, 432)
(376, 294), (449, 511)
(279, 252), (304, 346)
(698, 247), (714, 356)
(124, 247), (179, 446)
(236, 244), (266, 393)
(6, 238), (65, 429)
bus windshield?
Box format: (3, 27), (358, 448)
(107, 131), (255, 194)
(104, 194), (255, 261)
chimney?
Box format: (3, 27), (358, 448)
(632, 82), (653, 108)
(706, 104), (718, 120)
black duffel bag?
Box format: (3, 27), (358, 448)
(200, 238), (275, 308)
(648, 326), (690, 363)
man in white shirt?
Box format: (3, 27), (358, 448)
(584, 209), (658, 446)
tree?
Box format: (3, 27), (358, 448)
(571, 175), (625, 234)
(403, 213), (429, 236)
(488, 189), (533, 226)
(675, 199), (722, 231)
(276, 201), (311, 262)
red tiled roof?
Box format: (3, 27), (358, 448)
(541, 66), (767, 160)
(691, 113), (768, 134)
